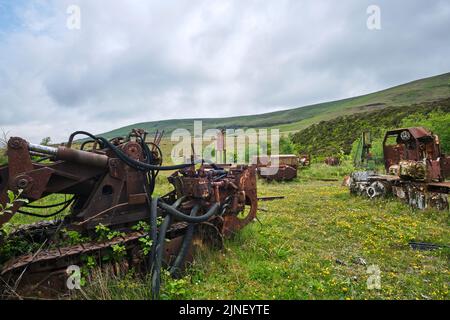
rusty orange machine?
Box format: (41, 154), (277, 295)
(254, 154), (298, 181)
(0, 129), (258, 298)
(349, 127), (450, 210)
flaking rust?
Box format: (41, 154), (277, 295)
(0, 129), (258, 299)
(254, 154), (298, 181)
(349, 127), (450, 211)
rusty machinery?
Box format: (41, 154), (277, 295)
(254, 154), (298, 181)
(349, 127), (450, 210)
(0, 129), (258, 299)
(324, 157), (340, 166)
(298, 154), (311, 167)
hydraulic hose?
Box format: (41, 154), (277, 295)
(149, 196), (159, 264)
(17, 198), (75, 218)
(65, 130), (224, 299)
(66, 131), (194, 171)
(158, 201), (220, 223)
(169, 204), (200, 278)
(96, 136), (193, 171)
(150, 196), (186, 300)
(151, 210), (172, 300)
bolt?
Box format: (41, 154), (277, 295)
(17, 178), (29, 188)
(8, 138), (22, 149)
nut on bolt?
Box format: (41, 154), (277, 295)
(17, 178), (29, 189)
(14, 175), (33, 191)
(8, 137), (24, 149)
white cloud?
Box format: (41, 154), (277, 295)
(0, 0), (449, 142)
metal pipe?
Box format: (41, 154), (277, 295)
(28, 143), (109, 168)
(28, 143), (58, 156)
(56, 147), (109, 168)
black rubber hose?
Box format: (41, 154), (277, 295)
(150, 197), (186, 300)
(66, 131), (105, 149)
(96, 136), (193, 171)
(140, 138), (157, 197)
(80, 139), (96, 150)
(25, 197), (74, 209)
(158, 201), (220, 223)
(201, 159), (222, 170)
(67, 131), (192, 171)
(169, 204), (200, 278)
(17, 198), (74, 217)
(68, 131), (223, 173)
(151, 211), (171, 300)
(149, 197), (159, 264)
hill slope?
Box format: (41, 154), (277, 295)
(291, 98), (450, 157)
(98, 72), (450, 139)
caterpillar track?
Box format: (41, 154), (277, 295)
(0, 129), (258, 299)
(0, 220), (223, 299)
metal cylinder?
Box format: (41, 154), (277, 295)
(28, 143), (58, 156)
(56, 147), (109, 168)
(28, 143), (109, 168)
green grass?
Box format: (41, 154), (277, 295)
(298, 162), (355, 181)
(96, 72), (450, 139)
(3, 163), (449, 300)
(77, 167), (449, 300)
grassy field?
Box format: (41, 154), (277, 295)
(73, 167), (449, 300)
(96, 72), (450, 138)
(2, 163), (449, 300)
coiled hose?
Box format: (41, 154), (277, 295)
(150, 196), (185, 299)
(150, 199), (220, 299)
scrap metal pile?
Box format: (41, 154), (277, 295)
(0, 129), (258, 299)
(349, 127), (450, 210)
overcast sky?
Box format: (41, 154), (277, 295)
(0, 0), (449, 142)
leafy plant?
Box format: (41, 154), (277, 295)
(94, 223), (110, 239)
(62, 229), (89, 245)
(160, 270), (189, 300)
(111, 244), (126, 259)
(138, 236), (153, 256)
(132, 221), (150, 233)
(95, 223), (125, 241)
(0, 189), (29, 217)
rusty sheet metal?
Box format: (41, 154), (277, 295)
(258, 165), (297, 181)
(442, 156), (450, 179)
(254, 154), (298, 181)
(382, 127), (443, 182)
(169, 164), (258, 238)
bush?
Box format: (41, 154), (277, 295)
(400, 111), (450, 154)
(291, 99), (450, 158)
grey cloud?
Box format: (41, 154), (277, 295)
(0, 0), (449, 142)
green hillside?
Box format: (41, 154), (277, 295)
(291, 98), (450, 158)
(97, 72), (450, 139)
